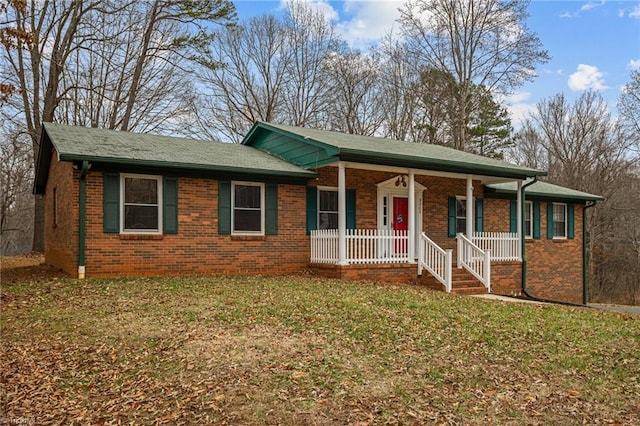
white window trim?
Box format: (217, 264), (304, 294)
(317, 186), (338, 230)
(524, 200), (533, 239)
(552, 202), (567, 240)
(231, 181), (265, 235)
(120, 173), (163, 235)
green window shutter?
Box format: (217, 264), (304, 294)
(218, 180), (231, 235)
(265, 183), (278, 235)
(447, 197), (456, 238)
(533, 201), (541, 239)
(567, 204), (575, 239)
(163, 177), (178, 234)
(509, 200), (517, 233)
(103, 173), (120, 233)
(547, 202), (554, 239)
(475, 198), (484, 233)
(346, 189), (356, 230)
(306, 187), (318, 234)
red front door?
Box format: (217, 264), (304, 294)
(393, 197), (408, 255)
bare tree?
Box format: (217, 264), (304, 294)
(2, 0), (107, 251)
(513, 90), (640, 304)
(399, 0), (549, 151)
(280, 0), (341, 128)
(197, 14), (290, 142)
(0, 125), (34, 255)
(618, 70), (640, 152)
(1, 0), (235, 250)
(196, 2), (343, 142)
(322, 50), (385, 136)
(378, 32), (421, 142)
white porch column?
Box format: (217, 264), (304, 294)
(338, 162), (347, 265)
(466, 176), (473, 239)
(517, 180), (523, 260)
(408, 170), (415, 262)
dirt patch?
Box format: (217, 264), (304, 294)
(0, 254), (68, 285)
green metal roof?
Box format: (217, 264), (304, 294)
(485, 181), (603, 202)
(35, 123), (316, 193)
(243, 122), (547, 180)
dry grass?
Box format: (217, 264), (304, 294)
(1, 258), (639, 425)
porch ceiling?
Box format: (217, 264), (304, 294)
(243, 122), (546, 181)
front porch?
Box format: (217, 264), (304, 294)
(310, 228), (521, 294)
(305, 158), (533, 295)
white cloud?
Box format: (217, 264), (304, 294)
(279, 0), (339, 22)
(561, 0), (606, 18)
(628, 59), (640, 70)
(335, 0), (404, 48)
(631, 5), (640, 18)
(568, 64), (607, 91)
(581, 1), (606, 12)
(503, 92), (536, 128)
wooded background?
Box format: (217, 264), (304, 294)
(2, 0), (638, 303)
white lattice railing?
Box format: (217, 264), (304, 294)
(472, 232), (519, 262)
(310, 229), (409, 264)
(457, 233), (491, 291)
(418, 233), (452, 292)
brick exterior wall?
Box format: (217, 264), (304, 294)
(82, 174), (310, 278)
(44, 151), (78, 275)
(484, 198), (584, 304)
(43, 156), (585, 303)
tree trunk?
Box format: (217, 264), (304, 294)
(32, 195), (45, 252)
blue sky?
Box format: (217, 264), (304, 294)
(232, 0), (640, 125)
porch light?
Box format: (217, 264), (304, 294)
(395, 175), (407, 187)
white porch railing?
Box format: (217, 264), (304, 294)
(472, 232), (519, 262)
(310, 229), (339, 264)
(310, 229), (409, 264)
(457, 233), (491, 292)
(418, 233), (452, 293)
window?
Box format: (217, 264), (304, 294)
(318, 188), (338, 230)
(553, 203), (567, 238)
(524, 201), (533, 238)
(456, 197), (468, 234)
(232, 182), (264, 234)
(121, 174), (162, 233)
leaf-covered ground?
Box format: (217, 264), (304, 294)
(1, 258), (639, 425)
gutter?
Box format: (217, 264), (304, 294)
(520, 177), (590, 308)
(78, 161), (89, 279)
(582, 201), (597, 305)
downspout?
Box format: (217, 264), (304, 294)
(582, 201), (597, 305)
(78, 161), (89, 279)
(521, 177), (590, 308)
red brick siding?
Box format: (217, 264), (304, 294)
(44, 151), (78, 275)
(82, 173), (310, 278)
(42, 157), (584, 303)
(527, 203), (583, 304)
(484, 198), (584, 304)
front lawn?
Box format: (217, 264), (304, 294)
(1, 272), (638, 424)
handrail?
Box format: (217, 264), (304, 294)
(418, 233), (452, 293)
(457, 233), (491, 291)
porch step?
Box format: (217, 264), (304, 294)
(419, 268), (488, 295)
